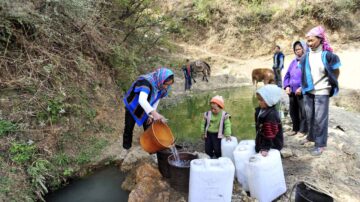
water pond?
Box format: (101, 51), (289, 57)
(45, 166), (128, 202)
(161, 86), (258, 143)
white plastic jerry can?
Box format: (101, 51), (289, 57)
(238, 139), (255, 146)
(221, 136), (238, 164)
(246, 149), (286, 202)
(233, 144), (256, 191)
(189, 157), (235, 202)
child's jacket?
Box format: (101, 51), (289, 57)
(255, 107), (284, 152)
(201, 111), (231, 138)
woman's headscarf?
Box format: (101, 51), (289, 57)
(139, 67), (174, 103)
(293, 40), (308, 60)
(306, 26), (333, 52)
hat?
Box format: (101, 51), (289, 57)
(256, 84), (282, 107)
(210, 95), (224, 109)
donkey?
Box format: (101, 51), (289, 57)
(252, 68), (275, 88)
(190, 60), (211, 82)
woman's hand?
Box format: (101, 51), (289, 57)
(285, 87), (291, 95)
(150, 111), (167, 123)
(295, 87), (302, 96)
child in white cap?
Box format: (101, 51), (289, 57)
(255, 85), (284, 157)
(201, 95), (232, 158)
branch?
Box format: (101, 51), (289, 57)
(143, 35), (162, 55)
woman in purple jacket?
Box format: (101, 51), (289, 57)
(283, 41), (308, 136)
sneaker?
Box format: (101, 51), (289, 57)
(311, 147), (324, 156)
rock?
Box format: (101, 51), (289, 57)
(341, 144), (358, 157)
(127, 163), (171, 202)
(281, 148), (293, 158)
(356, 158), (360, 169)
(121, 146), (154, 172)
(282, 125), (292, 132)
(121, 170), (136, 191)
(134, 163), (162, 183)
(128, 177), (170, 202)
(232, 183), (256, 202)
(121, 163), (164, 191)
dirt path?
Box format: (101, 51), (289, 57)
(175, 42), (245, 63)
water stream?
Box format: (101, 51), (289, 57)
(168, 145), (192, 167)
(170, 144), (180, 161)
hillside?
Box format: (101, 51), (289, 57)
(163, 0), (360, 58)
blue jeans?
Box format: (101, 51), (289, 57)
(304, 94), (329, 147)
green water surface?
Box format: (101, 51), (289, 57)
(161, 86), (259, 143)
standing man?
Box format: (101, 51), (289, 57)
(273, 45), (285, 88)
(299, 26), (341, 156)
(182, 59), (192, 91)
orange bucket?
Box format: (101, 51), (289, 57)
(140, 121), (175, 154)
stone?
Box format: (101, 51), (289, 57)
(128, 178), (170, 202)
(121, 170), (136, 191)
(282, 125), (292, 132)
(127, 163), (171, 202)
(281, 148), (293, 158)
(134, 163), (162, 183)
(341, 145), (358, 158)
(121, 146), (155, 172)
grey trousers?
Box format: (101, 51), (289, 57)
(304, 94), (329, 147)
(273, 68), (282, 87)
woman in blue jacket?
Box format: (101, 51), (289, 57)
(122, 67), (174, 150)
(299, 26), (341, 156)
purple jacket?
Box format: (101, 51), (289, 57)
(283, 58), (302, 93)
